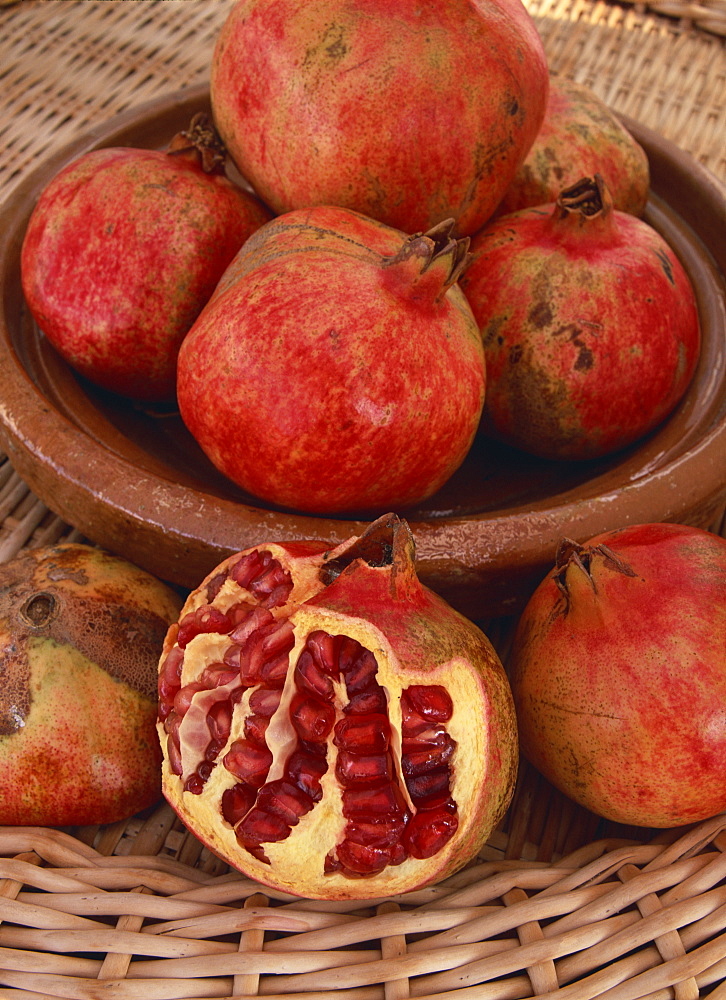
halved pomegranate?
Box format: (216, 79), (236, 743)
(157, 514), (518, 899)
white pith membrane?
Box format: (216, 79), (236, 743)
(158, 544), (500, 900)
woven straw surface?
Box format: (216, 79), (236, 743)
(0, 1), (725, 998)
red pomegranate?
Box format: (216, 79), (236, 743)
(508, 522), (726, 828)
(176, 206), (486, 515)
(157, 514), (518, 899)
(497, 75), (650, 217)
(0, 544), (183, 826)
(460, 175), (700, 460)
(210, 0), (549, 236)
(21, 114), (272, 400)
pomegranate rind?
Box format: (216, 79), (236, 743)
(158, 518), (518, 899)
(177, 206), (486, 515)
(509, 523), (726, 828)
(210, 0), (549, 236)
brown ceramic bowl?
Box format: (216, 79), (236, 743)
(0, 85), (724, 620)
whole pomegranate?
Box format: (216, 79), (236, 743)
(460, 175), (700, 460)
(0, 543), (183, 826)
(497, 75), (650, 217)
(210, 0), (549, 236)
(157, 514), (518, 899)
(509, 522), (726, 828)
(176, 206), (486, 514)
(21, 114), (272, 401)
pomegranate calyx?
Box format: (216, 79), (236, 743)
(320, 513), (412, 584)
(554, 537), (637, 612)
(555, 173), (614, 222)
(167, 112), (228, 174)
(382, 219), (472, 303)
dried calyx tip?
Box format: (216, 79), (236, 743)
(386, 218), (472, 292)
(557, 174), (609, 218)
(167, 112), (228, 174)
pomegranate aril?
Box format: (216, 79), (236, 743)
(223, 740), (273, 787)
(336, 635), (364, 676)
(230, 550), (293, 607)
(402, 736), (456, 776)
(346, 816), (405, 848)
(402, 684), (454, 723)
(291, 695), (335, 742)
(306, 629), (343, 676)
(248, 686), (282, 718)
(259, 651), (291, 685)
(173, 681), (205, 717)
(334, 714), (390, 752)
(256, 779), (313, 826)
(286, 750), (328, 801)
(295, 650), (334, 700)
(222, 783), (256, 825)
(197, 760), (214, 782)
(344, 688), (388, 715)
(342, 649), (378, 693)
(177, 605), (232, 648)
(205, 738), (227, 760)
(336, 839), (391, 875)
(244, 714), (269, 746)
(204, 569), (228, 602)
(343, 782), (406, 818)
(185, 773), (205, 794)
(336, 750), (392, 787)
(167, 734), (182, 776)
(236, 806), (291, 845)
(404, 806), (459, 859)
(405, 767), (451, 803)
(207, 700), (233, 743)
(201, 662), (239, 688)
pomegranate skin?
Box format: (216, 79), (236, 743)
(460, 175), (700, 460)
(210, 0), (549, 236)
(0, 544), (183, 826)
(21, 134), (271, 400)
(497, 75), (650, 217)
(177, 206), (486, 515)
(157, 514), (518, 900)
(509, 523), (726, 828)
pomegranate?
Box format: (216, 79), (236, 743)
(0, 543), (183, 826)
(157, 513), (518, 899)
(509, 522), (726, 828)
(460, 175), (700, 460)
(497, 75), (650, 217)
(209, 0), (549, 236)
(176, 206), (486, 514)
(21, 113), (272, 401)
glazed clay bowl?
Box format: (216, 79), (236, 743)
(0, 85), (724, 620)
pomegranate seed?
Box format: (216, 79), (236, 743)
(236, 806), (291, 845)
(336, 839), (391, 875)
(403, 685), (454, 723)
(223, 740), (273, 787)
(388, 841), (406, 866)
(197, 760), (214, 782)
(167, 734), (182, 776)
(205, 738), (227, 761)
(404, 807), (459, 859)
(164, 710), (181, 738)
(334, 714), (390, 753)
(401, 726), (451, 750)
(286, 750), (328, 801)
(253, 562), (293, 606)
(291, 695), (335, 742)
(222, 783), (256, 825)
(177, 605), (232, 648)
(184, 773), (205, 795)
(256, 779), (313, 826)
(159, 645), (184, 687)
(336, 750), (393, 787)
(207, 700), (233, 743)
(248, 686), (282, 718)
(306, 630), (343, 676)
(230, 549), (270, 589)
(336, 635), (364, 676)
(205, 569), (229, 601)
(346, 816), (405, 848)
(405, 767), (451, 803)
(401, 736), (456, 776)
(200, 663), (239, 688)
(229, 606), (274, 644)
(295, 650), (334, 700)
(259, 651), (291, 685)
(244, 714), (269, 747)
(344, 688), (388, 715)
(343, 783), (406, 818)
(342, 649), (378, 693)
(173, 681), (205, 717)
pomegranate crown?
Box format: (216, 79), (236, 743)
(167, 112), (229, 174)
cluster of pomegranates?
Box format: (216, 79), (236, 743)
(20, 0), (700, 515)
(8, 0), (722, 903)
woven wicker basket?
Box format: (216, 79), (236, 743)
(0, 2), (724, 997)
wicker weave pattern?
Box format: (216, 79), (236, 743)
(0, 796), (724, 998)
